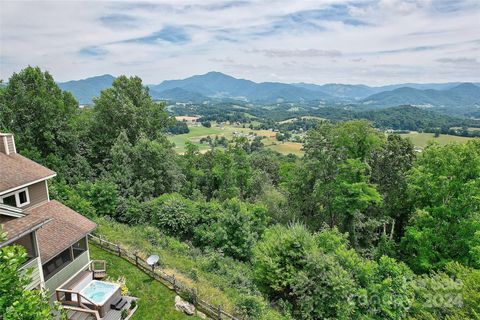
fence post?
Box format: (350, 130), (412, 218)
(217, 305), (222, 320)
(117, 244), (121, 257)
(173, 274), (176, 291)
(135, 252), (139, 267)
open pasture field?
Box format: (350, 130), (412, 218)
(168, 123), (301, 155)
(278, 116), (325, 124)
(266, 141), (304, 155)
(399, 131), (475, 148)
(168, 123), (277, 153)
(175, 116), (200, 122)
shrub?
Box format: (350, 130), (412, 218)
(234, 294), (266, 320)
(129, 300), (137, 310)
(146, 193), (197, 238)
(121, 308), (129, 319)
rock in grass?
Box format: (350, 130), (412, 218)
(175, 295), (195, 315)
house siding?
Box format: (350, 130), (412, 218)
(25, 181), (49, 209)
(6, 135), (15, 153)
(44, 251), (90, 296)
(0, 137), (6, 154)
(20, 257), (42, 290)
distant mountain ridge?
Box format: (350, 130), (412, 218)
(149, 71), (332, 103)
(362, 83), (480, 110)
(58, 74), (115, 104)
(57, 72), (480, 111)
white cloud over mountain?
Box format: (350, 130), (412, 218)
(1, 0), (479, 85)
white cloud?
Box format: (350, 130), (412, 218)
(0, 0), (479, 85)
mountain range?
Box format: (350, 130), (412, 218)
(57, 72), (480, 113)
(58, 74), (115, 104)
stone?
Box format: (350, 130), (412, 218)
(175, 295), (196, 315)
(196, 311), (207, 319)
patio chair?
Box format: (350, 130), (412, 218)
(90, 260), (107, 279)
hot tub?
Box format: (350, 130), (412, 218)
(80, 280), (121, 317)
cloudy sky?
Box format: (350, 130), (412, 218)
(1, 0), (479, 85)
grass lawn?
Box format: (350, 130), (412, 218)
(91, 217), (286, 320)
(399, 131), (474, 148)
(89, 244), (201, 320)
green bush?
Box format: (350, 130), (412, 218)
(145, 193), (197, 238)
(129, 299), (137, 310)
(234, 294), (266, 320)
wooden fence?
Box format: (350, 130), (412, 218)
(88, 234), (240, 320)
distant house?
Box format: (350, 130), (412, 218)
(0, 132), (96, 294)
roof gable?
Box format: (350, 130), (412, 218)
(0, 153), (56, 194)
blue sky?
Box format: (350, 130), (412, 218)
(1, 0), (479, 85)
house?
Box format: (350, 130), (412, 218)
(0, 133), (137, 319)
(0, 132), (96, 294)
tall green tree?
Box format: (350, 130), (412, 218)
(401, 141), (480, 273)
(290, 121), (383, 246)
(0, 66), (89, 180)
(90, 75), (171, 163)
(370, 134), (415, 241)
(107, 133), (184, 200)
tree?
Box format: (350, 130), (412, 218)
(369, 134), (415, 241)
(292, 252), (356, 320)
(107, 133), (184, 200)
(193, 198), (269, 260)
(329, 158), (382, 247)
(146, 193), (197, 238)
(292, 121), (383, 245)
(252, 224), (317, 303)
(90, 76), (171, 163)
(253, 225), (414, 320)
(409, 262), (480, 319)
(76, 179), (119, 217)
(401, 141), (480, 273)
(0, 66), (88, 180)
(0, 229), (60, 319)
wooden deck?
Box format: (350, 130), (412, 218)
(103, 297), (136, 320)
(65, 296), (137, 320)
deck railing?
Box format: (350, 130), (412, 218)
(55, 288), (99, 311)
(88, 234), (241, 320)
(62, 306), (100, 320)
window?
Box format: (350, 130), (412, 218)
(42, 248), (73, 280)
(2, 194), (16, 207)
(72, 237), (87, 258)
(18, 190), (28, 205)
(13, 233), (37, 264)
(0, 188), (30, 208)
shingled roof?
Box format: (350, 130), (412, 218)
(0, 153), (56, 194)
(25, 200), (96, 262)
(0, 214), (51, 247)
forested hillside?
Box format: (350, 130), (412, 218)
(1, 66), (479, 320)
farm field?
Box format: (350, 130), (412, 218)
(278, 116), (325, 124)
(262, 136), (304, 156)
(168, 123), (284, 154)
(399, 131), (475, 147)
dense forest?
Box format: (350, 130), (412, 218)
(1, 67), (480, 320)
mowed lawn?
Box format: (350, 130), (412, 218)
(399, 131), (475, 148)
(89, 244), (201, 320)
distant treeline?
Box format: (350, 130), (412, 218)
(173, 103), (480, 137)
